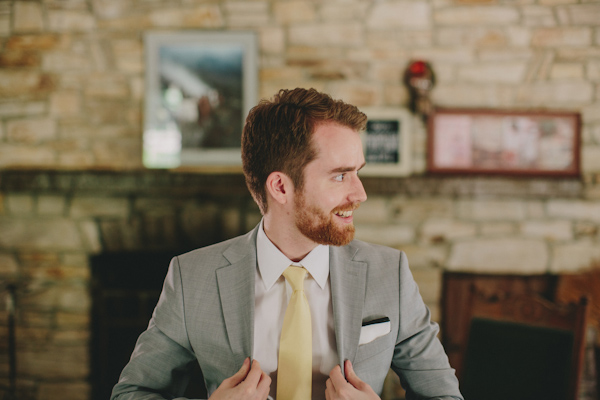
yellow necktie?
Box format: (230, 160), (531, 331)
(277, 266), (312, 400)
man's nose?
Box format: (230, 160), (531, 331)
(350, 174), (367, 203)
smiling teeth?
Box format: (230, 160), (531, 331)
(335, 210), (353, 217)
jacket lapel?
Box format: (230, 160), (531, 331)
(215, 228), (258, 365)
(330, 244), (368, 371)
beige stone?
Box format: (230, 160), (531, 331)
(547, 199), (600, 222)
(516, 82), (594, 105)
(56, 312), (90, 328)
(539, 0), (576, 4)
(434, 6), (519, 26)
(39, 382), (90, 400)
(0, 253), (18, 275)
(260, 67), (305, 82)
(0, 71), (54, 98)
(480, 222), (518, 236)
(327, 82), (381, 107)
(112, 39), (143, 73)
(588, 61), (600, 82)
(550, 63), (584, 80)
(6, 194), (34, 215)
(0, 218), (83, 250)
(354, 196), (390, 224)
(0, 15), (9, 36)
(48, 10), (96, 32)
(0, 100), (46, 117)
(391, 198), (454, 223)
(520, 220), (573, 241)
(58, 285), (91, 312)
(457, 200), (527, 221)
(37, 196), (66, 216)
(457, 63), (527, 83)
(320, 2), (370, 21)
(92, 138), (142, 168)
(289, 24), (363, 47)
(225, 1), (269, 14)
(401, 244), (448, 269)
(70, 196), (129, 218)
(564, 4), (600, 25)
(447, 238), (549, 273)
(531, 27), (592, 47)
(5, 34), (61, 51)
(6, 118), (57, 144)
(551, 241), (600, 272)
(355, 223), (416, 246)
(84, 76), (129, 99)
(582, 103), (600, 123)
(259, 27), (285, 54)
(149, 6), (223, 28)
(79, 220), (102, 253)
(18, 346), (89, 379)
(411, 268), (443, 303)
(436, 28), (508, 48)
(582, 146), (600, 174)
(50, 91), (81, 117)
(274, 1), (316, 24)
(14, 2), (45, 33)
(0, 145), (56, 167)
(42, 52), (92, 71)
(421, 219), (477, 243)
(523, 6), (557, 26)
(367, 1), (431, 29)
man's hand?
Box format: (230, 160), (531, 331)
(208, 358), (271, 400)
(325, 360), (380, 400)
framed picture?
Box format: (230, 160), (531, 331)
(427, 108), (581, 177)
(143, 31), (258, 169)
(359, 108), (412, 176)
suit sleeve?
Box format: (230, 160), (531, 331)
(390, 251), (464, 400)
(111, 257), (200, 400)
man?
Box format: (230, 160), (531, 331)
(111, 88), (463, 400)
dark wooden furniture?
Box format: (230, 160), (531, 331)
(460, 291), (588, 400)
(440, 272), (558, 379)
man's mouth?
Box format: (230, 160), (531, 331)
(334, 210), (353, 218)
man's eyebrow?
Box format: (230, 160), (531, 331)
(329, 162), (366, 174)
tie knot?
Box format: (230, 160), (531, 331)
(283, 266), (307, 292)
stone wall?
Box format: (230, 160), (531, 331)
(1, 0), (600, 399)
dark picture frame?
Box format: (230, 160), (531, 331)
(359, 108), (412, 176)
(427, 108), (581, 177)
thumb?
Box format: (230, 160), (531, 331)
(344, 360), (366, 389)
(225, 357), (251, 387)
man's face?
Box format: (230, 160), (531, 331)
(293, 122), (367, 246)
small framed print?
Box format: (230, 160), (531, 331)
(359, 108), (412, 176)
(143, 31), (258, 170)
(427, 108), (581, 177)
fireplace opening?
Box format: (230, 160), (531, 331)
(90, 251), (207, 400)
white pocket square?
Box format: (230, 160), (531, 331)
(359, 318), (391, 345)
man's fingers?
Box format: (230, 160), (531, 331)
(344, 360), (363, 388)
(225, 357), (251, 387)
(257, 371), (272, 395)
(242, 359), (264, 386)
(328, 364), (346, 389)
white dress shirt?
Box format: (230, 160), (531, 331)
(253, 220), (338, 399)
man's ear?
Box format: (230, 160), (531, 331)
(265, 171), (293, 206)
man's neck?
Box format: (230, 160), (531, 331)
(262, 214), (318, 262)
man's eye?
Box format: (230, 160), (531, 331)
(334, 174), (345, 182)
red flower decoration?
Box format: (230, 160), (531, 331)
(409, 60), (428, 76)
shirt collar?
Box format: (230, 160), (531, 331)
(257, 219), (330, 291)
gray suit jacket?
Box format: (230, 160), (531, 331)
(111, 225), (463, 400)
